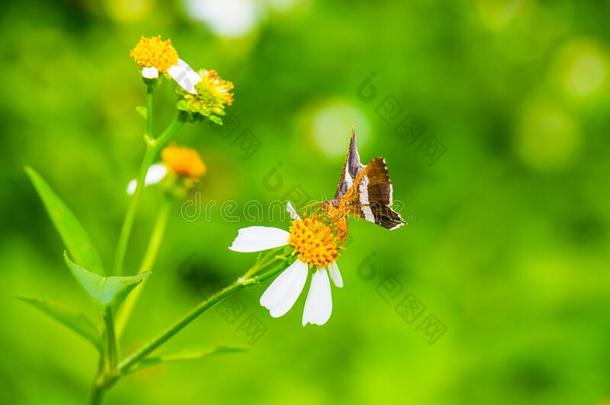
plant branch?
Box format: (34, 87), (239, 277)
(115, 199), (172, 336)
(118, 280), (245, 373)
(103, 307), (117, 371)
(87, 253), (287, 404)
(113, 115), (184, 276)
(89, 383), (105, 405)
(145, 84), (154, 139)
(118, 255), (287, 373)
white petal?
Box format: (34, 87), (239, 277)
(228, 226), (289, 252)
(168, 59), (202, 94)
(327, 262), (343, 288)
(260, 260), (308, 318)
(125, 164), (168, 196)
(141, 66), (159, 79)
(126, 179), (137, 195)
(125, 164), (168, 195)
(286, 201), (300, 220)
(145, 164), (167, 185)
(302, 268), (333, 326)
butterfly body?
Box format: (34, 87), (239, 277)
(323, 130), (405, 237)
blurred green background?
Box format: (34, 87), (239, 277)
(1, 0), (610, 404)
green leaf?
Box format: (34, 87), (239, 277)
(17, 296), (102, 350)
(136, 105), (147, 119)
(25, 167), (105, 275)
(64, 252), (150, 307)
(128, 346), (246, 374)
(208, 115), (223, 125)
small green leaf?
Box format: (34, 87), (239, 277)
(208, 115), (223, 125)
(64, 252), (150, 307)
(136, 106), (147, 119)
(128, 346), (246, 374)
(17, 296), (102, 350)
(25, 167), (105, 275)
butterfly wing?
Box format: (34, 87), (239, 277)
(340, 157), (405, 230)
(333, 129), (365, 203)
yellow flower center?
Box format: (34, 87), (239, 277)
(288, 216), (341, 268)
(130, 36), (179, 73)
(161, 145), (206, 178)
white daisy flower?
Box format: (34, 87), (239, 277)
(229, 202), (344, 326)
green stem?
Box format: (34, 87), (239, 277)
(145, 84), (154, 138)
(118, 281), (245, 373)
(88, 353), (105, 405)
(242, 250), (275, 279)
(88, 371), (118, 405)
(118, 256), (287, 373)
(87, 255), (287, 403)
(103, 307), (117, 371)
(89, 384), (105, 405)
(138, 200), (171, 275)
(115, 199), (172, 336)
(113, 115), (184, 275)
(244, 256), (291, 283)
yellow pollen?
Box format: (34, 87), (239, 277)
(288, 216), (341, 268)
(199, 69), (234, 106)
(130, 36), (179, 73)
(161, 145), (206, 178)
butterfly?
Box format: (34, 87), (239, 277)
(321, 130), (405, 240)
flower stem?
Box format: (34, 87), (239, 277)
(115, 199), (172, 336)
(89, 384), (105, 405)
(118, 280), (245, 372)
(88, 370), (118, 405)
(89, 254), (287, 403)
(145, 84), (154, 139)
(88, 352), (105, 405)
(118, 254), (287, 373)
(113, 115), (184, 276)
(138, 199), (171, 275)
(103, 307), (117, 371)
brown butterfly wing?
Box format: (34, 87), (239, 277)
(339, 158), (405, 230)
(333, 129), (364, 203)
(364, 157), (393, 206)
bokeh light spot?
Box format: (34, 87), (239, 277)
(515, 99), (580, 172)
(554, 38), (609, 99)
(305, 100), (370, 158)
(184, 0), (263, 38)
(476, 0), (527, 30)
(105, 0), (151, 22)
(267, 0), (307, 13)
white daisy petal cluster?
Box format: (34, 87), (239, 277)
(229, 202), (344, 326)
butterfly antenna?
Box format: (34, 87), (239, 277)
(297, 200), (324, 216)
